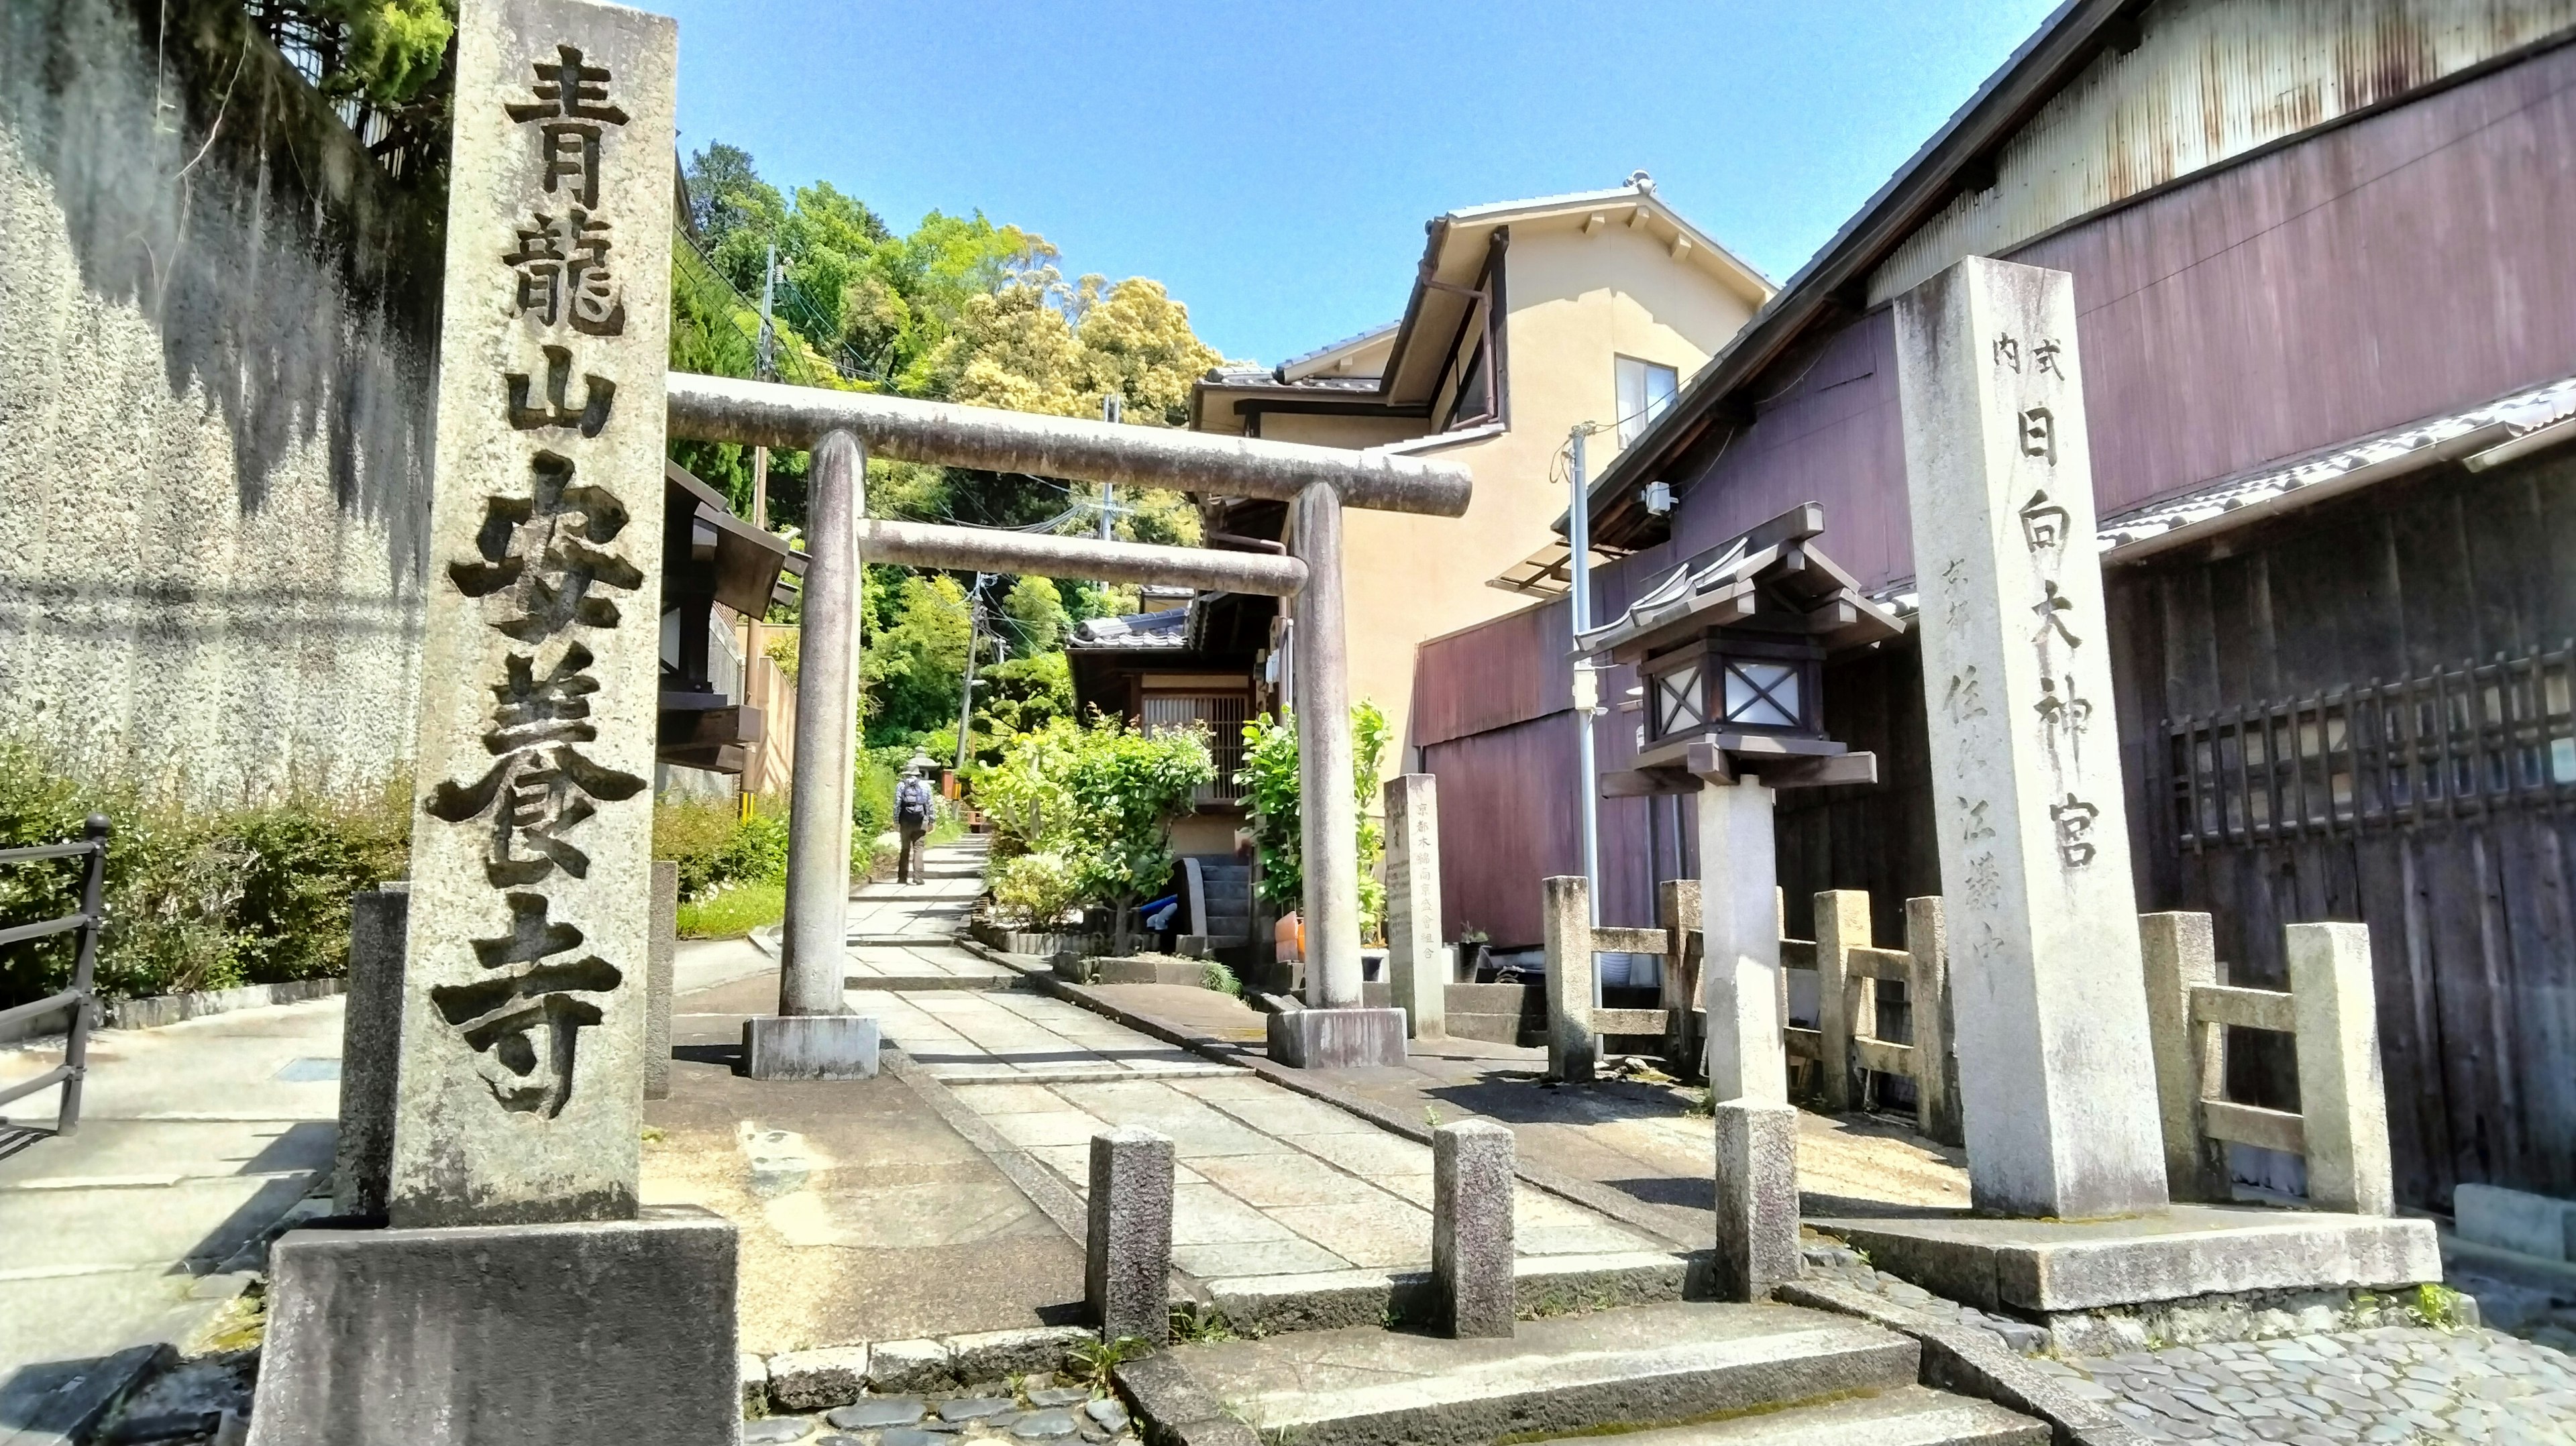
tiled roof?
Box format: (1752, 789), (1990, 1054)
(1199, 365), (1381, 394)
(1067, 607), (1190, 650)
(1866, 372), (2576, 616)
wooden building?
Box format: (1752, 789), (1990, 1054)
(1411, 0), (2576, 1212)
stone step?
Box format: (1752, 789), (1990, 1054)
(1122, 1300), (1923, 1446)
(1516, 1385), (2047, 1446)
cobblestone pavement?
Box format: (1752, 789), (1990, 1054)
(2043, 1327), (2576, 1444)
(749, 1374), (1136, 1445)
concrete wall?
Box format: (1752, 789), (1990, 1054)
(1328, 220), (1761, 770)
(0, 0), (439, 803)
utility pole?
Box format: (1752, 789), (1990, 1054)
(953, 574), (989, 778)
(751, 243), (779, 529)
(1097, 392), (1123, 539)
(1568, 425), (1602, 928)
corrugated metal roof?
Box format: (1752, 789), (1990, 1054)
(1872, 0), (2576, 305)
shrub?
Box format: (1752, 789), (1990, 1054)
(678, 880), (785, 940)
(0, 740), (411, 1008)
(653, 797), (793, 901)
(1237, 702), (1391, 938)
(991, 850), (1082, 930)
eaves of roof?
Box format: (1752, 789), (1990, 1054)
(1573, 0), (2131, 545)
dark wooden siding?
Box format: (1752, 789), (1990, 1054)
(1410, 598), (1575, 750)
(1420, 711), (1583, 950)
(2109, 447), (2576, 1211)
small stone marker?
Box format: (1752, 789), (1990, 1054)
(1542, 876), (1595, 1083)
(645, 858), (676, 1100)
(1383, 773), (1446, 1039)
(384, 0), (679, 1230)
(1432, 1120), (1516, 1337)
(1893, 254), (2168, 1219)
(2139, 911), (2228, 1201)
(1086, 1127), (1174, 1346)
(2286, 922), (2395, 1217)
(1711, 1100), (1798, 1301)
(333, 884), (408, 1219)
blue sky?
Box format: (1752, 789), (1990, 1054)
(655, 1), (2067, 366)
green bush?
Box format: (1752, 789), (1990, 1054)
(0, 740), (411, 1009)
(1238, 702), (1391, 939)
(678, 880), (785, 940)
(990, 850), (1082, 930)
(653, 797), (791, 901)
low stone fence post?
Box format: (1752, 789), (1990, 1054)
(2287, 922), (2395, 1216)
(1656, 879), (1702, 1074)
(1903, 897), (1960, 1145)
(1542, 876), (1595, 1084)
(1813, 890), (1872, 1112)
(1432, 1120), (1516, 1337)
(2139, 912), (2228, 1201)
(2139, 913), (2394, 1215)
(1086, 1128), (1174, 1346)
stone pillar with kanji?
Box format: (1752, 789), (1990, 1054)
(1892, 256), (2169, 1220)
(248, 5), (738, 1441)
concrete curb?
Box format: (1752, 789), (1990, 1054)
(1777, 1278), (2152, 1446)
(959, 937), (1700, 1258)
(3, 977), (350, 1046)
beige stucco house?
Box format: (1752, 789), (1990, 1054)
(1186, 175), (1774, 770)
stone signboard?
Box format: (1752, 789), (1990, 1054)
(1893, 256), (2167, 1219)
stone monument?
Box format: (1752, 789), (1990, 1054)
(1892, 255), (2167, 1219)
(1383, 773), (1446, 1039)
(249, 2), (737, 1439)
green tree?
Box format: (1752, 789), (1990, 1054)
(973, 652), (1074, 748)
(861, 573), (972, 744)
(1055, 723), (1215, 952)
(1237, 703), (1393, 941)
(313, 0), (456, 106)
(1002, 575), (1071, 653)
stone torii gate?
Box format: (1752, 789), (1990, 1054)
(662, 374), (1470, 1069)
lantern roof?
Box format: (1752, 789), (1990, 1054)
(1571, 502), (1904, 664)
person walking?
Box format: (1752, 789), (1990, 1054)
(894, 765), (934, 885)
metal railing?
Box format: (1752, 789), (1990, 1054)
(0, 816), (111, 1135)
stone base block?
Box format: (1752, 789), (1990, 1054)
(1266, 1006), (1407, 1068)
(743, 1013), (881, 1080)
(1811, 1204), (2443, 1316)
(246, 1205), (737, 1446)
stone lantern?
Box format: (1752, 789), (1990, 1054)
(1579, 502), (1902, 1105)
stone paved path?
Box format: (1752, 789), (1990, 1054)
(2045, 1327), (2576, 1444)
(832, 838), (1669, 1287)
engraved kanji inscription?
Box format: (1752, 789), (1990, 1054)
(1992, 333), (2020, 372)
(2049, 794), (2101, 868)
(2031, 580), (2082, 651)
(2034, 675), (2093, 738)
(1943, 667), (1988, 723)
(427, 645), (647, 885)
(429, 891), (622, 1117)
(503, 209), (627, 335)
(449, 450), (645, 644)
(2018, 490), (2070, 553)
(2019, 406), (2056, 463)
(506, 44), (629, 208)
(506, 345), (617, 435)
(2032, 338), (2065, 379)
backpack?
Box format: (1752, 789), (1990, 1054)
(896, 778), (932, 825)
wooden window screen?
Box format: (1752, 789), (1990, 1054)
(2163, 643), (2576, 848)
(1142, 693), (1251, 804)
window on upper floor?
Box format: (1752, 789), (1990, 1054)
(1616, 355), (1679, 445)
